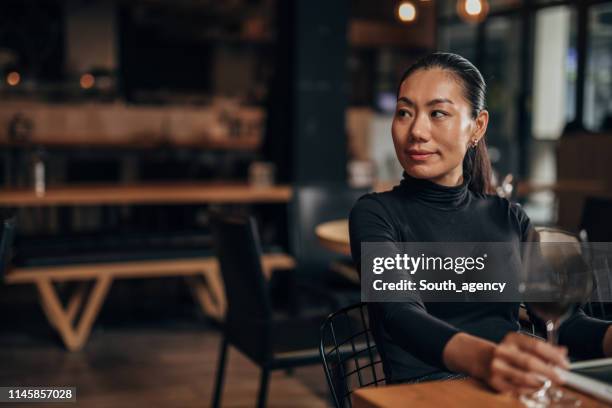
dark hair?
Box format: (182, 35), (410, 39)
(397, 52), (494, 195)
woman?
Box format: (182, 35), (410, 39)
(349, 53), (612, 394)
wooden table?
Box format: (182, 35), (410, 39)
(315, 219), (350, 256)
(315, 219), (361, 283)
(2, 182), (295, 350)
(0, 182), (293, 206)
(353, 378), (609, 407)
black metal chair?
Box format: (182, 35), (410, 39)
(210, 212), (326, 408)
(289, 184), (369, 309)
(320, 302), (385, 408)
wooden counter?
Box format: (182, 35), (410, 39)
(0, 182), (292, 207)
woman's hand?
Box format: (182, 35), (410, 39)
(443, 332), (569, 394)
(485, 332), (569, 394)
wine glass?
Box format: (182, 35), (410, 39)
(518, 240), (594, 407)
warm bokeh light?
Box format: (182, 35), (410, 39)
(465, 0), (482, 15)
(398, 2), (417, 23)
(80, 73), (95, 89)
(6, 71), (20, 86)
(457, 0), (489, 23)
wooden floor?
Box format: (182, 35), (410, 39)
(0, 326), (330, 407)
(0, 276), (331, 407)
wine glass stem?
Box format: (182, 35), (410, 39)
(546, 319), (559, 345)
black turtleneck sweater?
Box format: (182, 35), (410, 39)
(349, 174), (611, 382)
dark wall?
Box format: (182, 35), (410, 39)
(264, 0), (349, 184)
(118, 4), (212, 101)
(0, 1), (65, 81)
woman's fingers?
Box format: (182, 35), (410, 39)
(509, 333), (569, 369)
(492, 332), (570, 389)
(490, 354), (547, 388)
(494, 343), (565, 384)
(487, 367), (542, 395)
(488, 374), (516, 394)
(476, 332), (570, 394)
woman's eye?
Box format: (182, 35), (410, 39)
(397, 109), (412, 118)
(431, 110), (447, 118)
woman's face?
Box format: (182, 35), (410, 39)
(391, 68), (488, 187)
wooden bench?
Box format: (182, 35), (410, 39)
(1, 219), (295, 351)
(5, 254), (295, 351)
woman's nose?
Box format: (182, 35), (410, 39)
(409, 113), (430, 143)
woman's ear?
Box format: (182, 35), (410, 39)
(473, 110), (489, 142)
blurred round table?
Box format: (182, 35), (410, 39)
(315, 219), (350, 256)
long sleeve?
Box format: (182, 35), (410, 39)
(525, 304), (610, 359)
(349, 195), (460, 369)
(559, 309), (610, 359)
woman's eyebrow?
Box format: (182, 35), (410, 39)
(397, 97), (454, 106)
(397, 96), (414, 106)
(427, 98), (454, 106)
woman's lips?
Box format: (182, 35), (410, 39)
(407, 151), (435, 161)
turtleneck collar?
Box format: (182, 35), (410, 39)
(397, 171), (471, 210)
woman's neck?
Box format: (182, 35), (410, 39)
(427, 169), (464, 188)
(399, 170), (471, 211)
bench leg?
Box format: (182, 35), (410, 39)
(185, 269), (226, 321)
(66, 282), (88, 324)
(35, 276), (112, 351)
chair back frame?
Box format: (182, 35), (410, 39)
(320, 302), (384, 408)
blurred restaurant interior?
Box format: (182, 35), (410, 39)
(1, 0), (612, 406)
